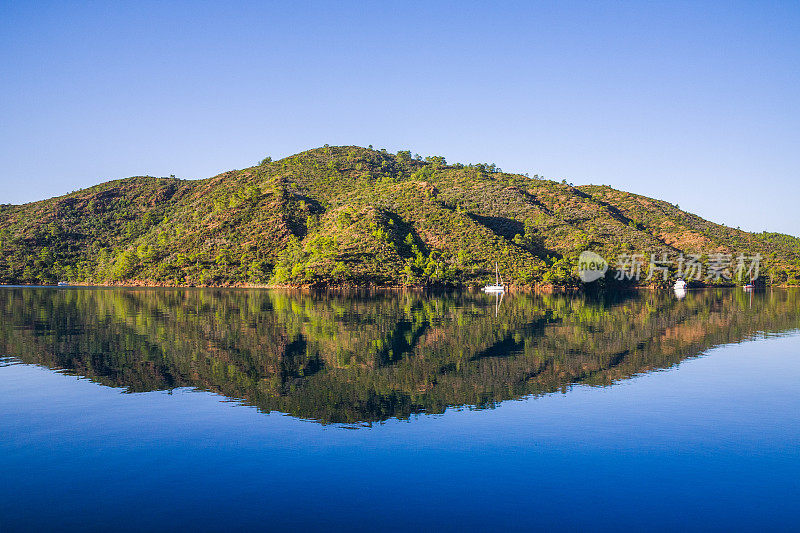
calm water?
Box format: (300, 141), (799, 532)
(1, 288), (798, 531)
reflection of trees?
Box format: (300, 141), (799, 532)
(1, 288), (798, 424)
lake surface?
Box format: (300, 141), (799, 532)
(1, 287), (798, 531)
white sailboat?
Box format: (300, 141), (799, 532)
(483, 262), (505, 293)
(673, 278), (687, 299)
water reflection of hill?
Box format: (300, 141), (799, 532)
(1, 288), (798, 424)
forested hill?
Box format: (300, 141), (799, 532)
(1, 145), (798, 287)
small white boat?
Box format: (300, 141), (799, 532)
(673, 279), (687, 290)
(483, 262), (505, 293)
(57, 281), (70, 287)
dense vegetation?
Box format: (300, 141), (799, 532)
(1, 288), (797, 424)
(1, 146), (798, 287)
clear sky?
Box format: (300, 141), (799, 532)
(1, 1), (798, 235)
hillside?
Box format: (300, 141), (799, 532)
(1, 145), (798, 287)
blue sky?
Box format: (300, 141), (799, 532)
(1, 1), (798, 235)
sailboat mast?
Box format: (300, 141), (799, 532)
(495, 262), (499, 285)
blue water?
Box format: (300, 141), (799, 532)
(2, 331), (799, 532)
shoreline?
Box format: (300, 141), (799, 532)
(1, 282), (796, 291)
